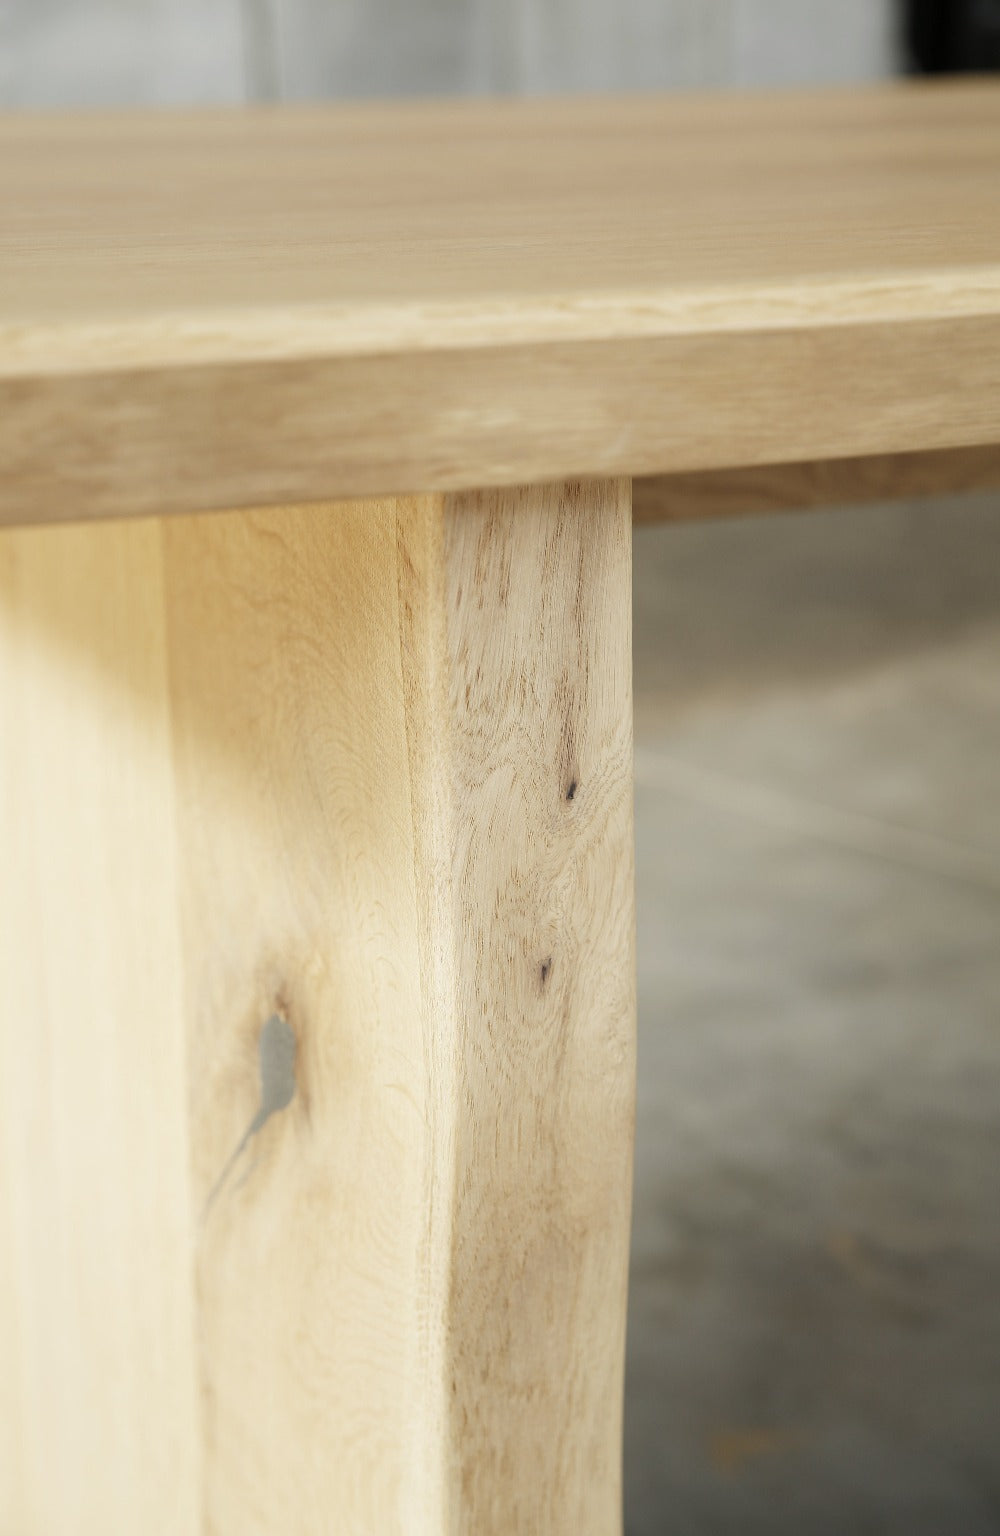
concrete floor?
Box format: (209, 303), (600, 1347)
(625, 491), (1000, 1534)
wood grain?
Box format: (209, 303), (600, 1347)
(633, 446), (1000, 525)
(0, 480), (635, 1532)
(0, 520), (201, 1533)
(2, 81), (1000, 523)
(442, 481), (634, 1531)
(164, 499), (439, 1534)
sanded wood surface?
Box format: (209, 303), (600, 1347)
(2, 81), (1000, 524)
(441, 481), (634, 1530)
(633, 446), (1000, 524)
(0, 481), (634, 1533)
(0, 520), (200, 1531)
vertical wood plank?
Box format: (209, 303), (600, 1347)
(441, 480), (635, 1532)
(163, 481), (634, 1531)
(162, 499), (446, 1535)
(0, 520), (201, 1534)
(0, 479), (634, 1533)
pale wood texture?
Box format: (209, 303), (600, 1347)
(166, 499), (440, 1534)
(2, 81), (1000, 524)
(441, 483), (634, 1531)
(0, 521), (201, 1531)
(0, 480), (635, 1533)
(633, 446), (1000, 525)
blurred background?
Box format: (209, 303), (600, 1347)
(3, 0), (999, 103)
(3, 3), (999, 1533)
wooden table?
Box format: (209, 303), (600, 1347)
(2, 81), (999, 1535)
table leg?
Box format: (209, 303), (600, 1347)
(1, 479), (635, 1534)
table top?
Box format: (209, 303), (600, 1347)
(3, 81), (1000, 524)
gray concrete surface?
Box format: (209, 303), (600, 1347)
(628, 494), (1000, 1533)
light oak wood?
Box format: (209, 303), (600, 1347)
(439, 482), (634, 1531)
(3, 81), (1000, 524)
(0, 480), (634, 1533)
(0, 520), (201, 1532)
(633, 446), (1000, 525)
(166, 498), (441, 1534)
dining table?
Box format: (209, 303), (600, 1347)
(1, 78), (999, 1534)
